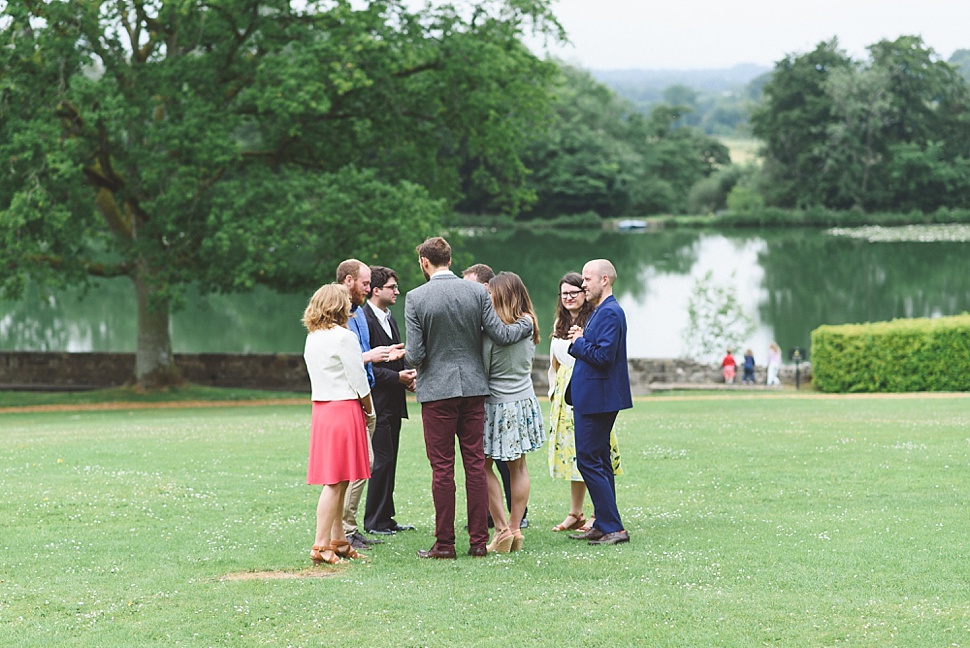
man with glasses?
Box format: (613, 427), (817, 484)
(362, 266), (418, 536)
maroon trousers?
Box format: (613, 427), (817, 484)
(420, 396), (489, 550)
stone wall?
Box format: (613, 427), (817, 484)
(1, 351), (812, 393)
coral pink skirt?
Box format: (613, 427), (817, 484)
(306, 400), (371, 485)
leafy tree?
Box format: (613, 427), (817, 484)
(681, 270), (754, 363)
(750, 39), (854, 208)
(0, 0), (560, 387)
(752, 36), (970, 212)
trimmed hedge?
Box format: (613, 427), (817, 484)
(811, 314), (970, 393)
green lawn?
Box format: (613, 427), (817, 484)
(2, 393), (969, 646)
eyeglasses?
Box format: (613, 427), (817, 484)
(560, 290), (583, 300)
(382, 284), (400, 292)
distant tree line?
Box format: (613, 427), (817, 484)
(459, 64), (730, 218)
(749, 37), (970, 213)
(498, 36), (970, 220)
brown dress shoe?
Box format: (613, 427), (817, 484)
(416, 544), (457, 560)
(588, 530), (630, 545)
(569, 527), (605, 541)
(467, 546), (488, 558)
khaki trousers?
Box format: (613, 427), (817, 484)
(342, 424), (374, 534)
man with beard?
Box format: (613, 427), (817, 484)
(404, 237), (533, 559)
(335, 259), (405, 551)
(566, 259), (633, 546)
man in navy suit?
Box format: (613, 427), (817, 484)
(567, 259), (633, 545)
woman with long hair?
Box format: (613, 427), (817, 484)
(481, 272), (545, 553)
(303, 284), (376, 565)
(547, 272), (622, 533)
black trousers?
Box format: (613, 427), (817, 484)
(363, 415), (402, 531)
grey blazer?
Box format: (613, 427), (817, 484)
(404, 272), (533, 404)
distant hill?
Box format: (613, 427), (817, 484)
(587, 64), (771, 137)
(591, 64), (770, 94)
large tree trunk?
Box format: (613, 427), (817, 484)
(133, 270), (183, 389)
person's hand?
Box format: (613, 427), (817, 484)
(398, 369), (417, 386)
(405, 379), (417, 393)
(364, 408), (377, 435)
(386, 343), (406, 362)
(362, 346), (390, 363)
(567, 325), (583, 342)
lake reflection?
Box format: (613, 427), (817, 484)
(2, 227), (969, 362)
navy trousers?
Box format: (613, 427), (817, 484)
(574, 410), (623, 534)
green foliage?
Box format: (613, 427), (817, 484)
(724, 175), (765, 216)
(0, 0), (560, 384)
(469, 63), (731, 219)
(811, 314), (970, 392)
(751, 36), (970, 212)
(681, 270), (755, 362)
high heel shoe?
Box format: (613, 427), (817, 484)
(310, 544), (340, 565)
(486, 528), (514, 553)
(330, 539), (364, 560)
(510, 530), (524, 552)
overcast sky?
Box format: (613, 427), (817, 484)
(524, 0), (970, 70)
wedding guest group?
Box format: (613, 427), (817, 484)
(301, 243), (633, 565)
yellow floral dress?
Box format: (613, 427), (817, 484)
(547, 337), (622, 480)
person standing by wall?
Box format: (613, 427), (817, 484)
(742, 349), (756, 385)
(721, 349), (737, 384)
(766, 342), (782, 386)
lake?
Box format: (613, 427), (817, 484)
(2, 225), (969, 364)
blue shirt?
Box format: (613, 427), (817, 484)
(348, 304), (376, 387)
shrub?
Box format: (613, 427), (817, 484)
(811, 314), (970, 393)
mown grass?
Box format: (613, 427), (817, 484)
(0, 385), (305, 409)
(2, 393), (969, 646)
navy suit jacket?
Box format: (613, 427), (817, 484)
(568, 294), (633, 415)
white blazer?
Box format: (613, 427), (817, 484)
(304, 326), (371, 402)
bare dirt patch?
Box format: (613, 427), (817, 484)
(220, 567), (342, 581)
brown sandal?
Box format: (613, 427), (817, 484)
(310, 544), (340, 565)
(552, 513), (586, 532)
(330, 539), (364, 560)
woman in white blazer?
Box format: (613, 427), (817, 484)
(303, 284), (376, 565)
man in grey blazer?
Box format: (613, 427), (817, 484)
(405, 237), (533, 559)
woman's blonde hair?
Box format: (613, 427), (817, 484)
(302, 283), (352, 332)
(488, 272), (539, 344)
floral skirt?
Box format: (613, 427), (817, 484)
(483, 396), (545, 462)
(547, 363), (622, 481)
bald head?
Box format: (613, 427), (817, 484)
(581, 259), (617, 306)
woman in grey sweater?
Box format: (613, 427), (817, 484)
(482, 272), (545, 552)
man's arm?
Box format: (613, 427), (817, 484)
(404, 297), (425, 370)
(481, 294), (533, 346)
(569, 308), (623, 368)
